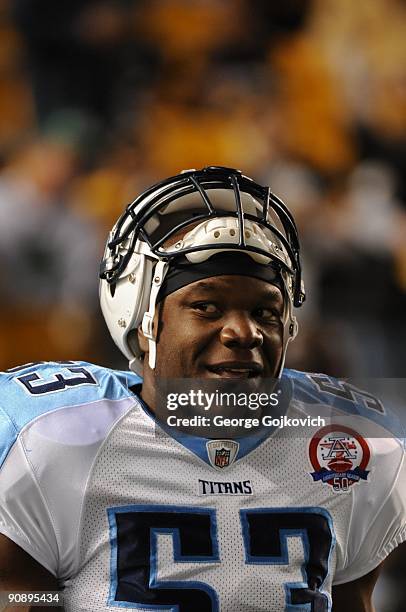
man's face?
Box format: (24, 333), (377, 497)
(140, 275), (284, 405)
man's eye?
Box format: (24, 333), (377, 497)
(254, 308), (279, 322)
(192, 302), (219, 314)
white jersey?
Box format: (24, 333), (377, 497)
(0, 361), (404, 611)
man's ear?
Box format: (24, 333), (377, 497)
(135, 302), (163, 358)
(137, 325), (149, 354)
(126, 327), (147, 358)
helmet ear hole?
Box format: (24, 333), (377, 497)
(109, 283), (116, 297)
(127, 328), (141, 353)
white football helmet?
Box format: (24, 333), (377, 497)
(99, 166), (305, 375)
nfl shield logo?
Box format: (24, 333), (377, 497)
(206, 440), (239, 470)
(215, 448), (230, 468)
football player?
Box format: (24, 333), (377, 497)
(0, 166), (404, 611)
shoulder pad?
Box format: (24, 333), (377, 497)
(0, 360), (141, 429)
(283, 369), (404, 440)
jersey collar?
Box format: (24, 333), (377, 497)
(133, 376), (292, 469)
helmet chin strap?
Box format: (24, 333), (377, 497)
(275, 279), (299, 379)
(276, 316), (298, 377)
(141, 260), (169, 370)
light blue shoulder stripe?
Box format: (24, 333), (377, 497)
(283, 368), (405, 439)
(0, 361), (142, 467)
(0, 406), (18, 469)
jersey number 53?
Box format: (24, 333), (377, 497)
(108, 504), (334, 611)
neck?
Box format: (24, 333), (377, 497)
(140, 368), (157, 414)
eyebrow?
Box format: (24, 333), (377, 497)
(190, 281), (220, 292)
(187, 279), (283, 301)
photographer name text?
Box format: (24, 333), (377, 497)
(166, 415), (326, 430)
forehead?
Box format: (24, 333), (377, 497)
(173, 275), (284, 304)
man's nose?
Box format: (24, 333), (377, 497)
(219, 312), (263, 349)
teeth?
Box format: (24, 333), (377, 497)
(215, 368), (254, 376)
(217, 368), (250, 373)
(208, 366), (259, 377)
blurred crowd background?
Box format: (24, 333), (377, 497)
(0, 0), (405, 607)
(0, 0), (405, 380)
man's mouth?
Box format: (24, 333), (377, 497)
(205, 362), (263, 379)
